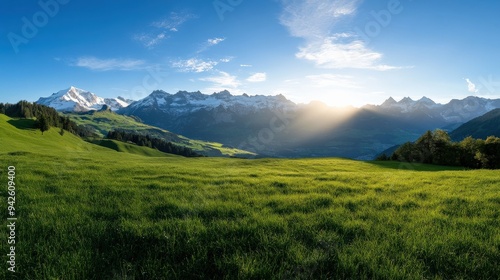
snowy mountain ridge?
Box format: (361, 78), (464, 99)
(36, 86), (133, 112)
(370, 95), (500, 123)
(36, 86), (500, 125)
(125, 90), (295, 116)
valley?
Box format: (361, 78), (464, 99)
(64, 109), (256, 157)
(37, 87), (500, 159)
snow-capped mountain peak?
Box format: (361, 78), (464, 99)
(378, 96), (440, 113)
(399, 97), (415, 104)
(125, 90), (296, 116)
(36, 87), (133, 112)
(381, 97), (398, 106)
(375, 95), (500, 123)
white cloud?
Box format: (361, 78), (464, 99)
(247, 72), (267, 83)
(280, 0), (360, 39)
(200, 71), (241, 93)
(306, 74), (361, 88)
(297, 35), (400, 71)
(135, 12), (195, 48)
(220, 57), (232, 63)
(74, 57), (146, 71)
(134, 32), (168, 48)
(198, 37), (226, 53)
(280, 0), (402, 71)
(172, 56), (232, 72)
(152, 12), (195, 30)
(240, 64), (253, 67)
(172, 58), (218, 73)
(465, 78), (478, 93)
(208, 37), (225, 46)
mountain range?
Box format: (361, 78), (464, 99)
(36, 86), (133, 112)
(36, 87), (500, 159)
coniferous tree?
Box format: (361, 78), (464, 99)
(37, 115), (50, 135)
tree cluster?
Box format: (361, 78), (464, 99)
(107, 130), (202, 157)
(0, 101), (96, 137)
(380, 129), (500, 169)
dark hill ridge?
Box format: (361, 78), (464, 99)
(450, 108), (500, 141)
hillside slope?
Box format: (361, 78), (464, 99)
(0, 114), (102, 154)
(0, 114), (174, 158)
(93, 139), (179, 158)
(65, 110), (256, 158)
(450, 108), (500, 141)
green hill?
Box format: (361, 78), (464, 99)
(0, 114), (499, 279)
(0, 114), (176, 159)
(65, 110), (256, 157)
(92, 139), (180, 158)
(0, 114), (100, 154)
(450, 108), (500, 141)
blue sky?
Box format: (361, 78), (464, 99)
(1, 0), (500, 107)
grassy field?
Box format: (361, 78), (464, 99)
(1, 114), (499, 279)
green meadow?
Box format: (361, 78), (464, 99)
(65, 110), (256, 157)
(1, 114), (499, 279)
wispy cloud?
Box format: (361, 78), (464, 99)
(247, 72), (267, 83)
(280, 0), (401, 71)
(280, 0), (360, 39)
(297, 35), (401, 71)
(198, 37), (226, 53)
(200, 71), (241, 93)
(152, 12), (196, 31)
(134, 32), (168, 49)
(172, 57), (231, 73)
(220, 57), (232, 63)
(172, 58), (218, 73)
(465, 78), (478, 93)
(208, 37), (225, 46)
(73, 57), (146, 71)
(240, 64), (253, 68)
(135, 12), (195, 48)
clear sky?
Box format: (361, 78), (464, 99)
(1, 0), (500, 107)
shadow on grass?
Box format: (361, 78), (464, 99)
(91, 139), (120, 152)
(367, 160), (465, 172)
(7, 118), (36, 130)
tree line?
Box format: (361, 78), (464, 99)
(0, 101), (96, 137)
(107, 130), (202, 157)
(378, 129), (500, 169)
